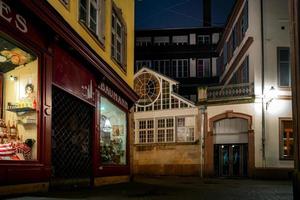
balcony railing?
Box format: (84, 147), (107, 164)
(206, 83), (254, 102)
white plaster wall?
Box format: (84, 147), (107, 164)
(263, 0), (291, 96)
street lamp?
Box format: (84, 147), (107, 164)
(265, 86), (277, 110)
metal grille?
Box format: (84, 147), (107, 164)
(51, 87), (92, 183)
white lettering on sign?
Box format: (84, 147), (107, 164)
(0, 0), (28, 33)
(81, 80), (94, 101)
(99, 83), (128, 110)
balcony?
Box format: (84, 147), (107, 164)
(199, 83), (254, 102)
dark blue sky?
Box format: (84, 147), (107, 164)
(135, 0), (236, 30)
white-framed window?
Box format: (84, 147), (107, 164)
(196, 59), (210, 78)
(138, 120), (154, 143)
(136, 60), (152, 71)
(153, 60), (170, 76)
(136, 37), (152, 46)
(172, 35), (188, 45)
(157, 118), (175, 142)
(172, 59), (189, 78)
(197, 35), (210, 45)
(111, 7), (126, 69)
(176, 116), (195, 142)
(154, 36), (169, 46)
(79, 0), (105, 42)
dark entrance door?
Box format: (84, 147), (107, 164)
(51, 87), (93, 189)
(214, 144), (248, 177)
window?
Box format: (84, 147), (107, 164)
(197, 59), (210, 78)
(223, 43), (228, 65)
(233, 25), (238, 51)
(0, 35), (39, 161)
(176, 117), (195, 142)
(111, 5), (126, 70)
(100, 97), (127, 165)
(172, 35), (188, 45)
(280, 119), (293, 160)
(229, 56), (249, 84)
(197, 35), (210, 45)
(153, 60), (170, 76)
(278, 47), (291, 87)
(154, 36), (169, 46)
(138, 120), (154, 143)
(79, 0), (105, 42)
(172, 59), (189, 78)
(136, 37), (151, 47)
(157, 118), (174, 142)
(241, 0), (248, 36)
(135, 60), (152, 72)
(60, 0), (70, 8)
(217, 53), (224, 76)
(162, 80), (170, 109)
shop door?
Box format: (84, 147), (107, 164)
(214, 144), (248, 177)
(51, 87), (93, 189)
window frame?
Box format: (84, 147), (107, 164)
(0, 33), (42, 163)
(196, 58), (211, 78)
(279, 118), (294, 160)
(277, 47), (291, 88)
(111, 2), (127, 72)
(172, 59), (189, 78)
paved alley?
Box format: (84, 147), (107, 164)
(7, 177), (293, 200)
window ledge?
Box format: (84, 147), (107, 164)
(111, 57), (127, 75)
(79, 21), (105, 51)
(134, 141), (199, 146)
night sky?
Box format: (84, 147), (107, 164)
(135, 0), (236, 30)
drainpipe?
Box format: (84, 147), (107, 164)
(260, 0), (266, 165)
(199, 105), (206, 178)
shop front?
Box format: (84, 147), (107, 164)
(0, 0), (137, 193)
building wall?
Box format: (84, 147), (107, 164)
(133, 144), (201, 176)
(134, 105), (201, 176)
(47, 0), (135, 87)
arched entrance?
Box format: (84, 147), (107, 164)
(204, 111), (255, 177)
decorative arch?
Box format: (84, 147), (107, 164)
(204, 110), (255, 178)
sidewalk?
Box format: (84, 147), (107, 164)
(6, 176), (293, 200)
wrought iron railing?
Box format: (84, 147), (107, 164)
(207, 83), (254, 101)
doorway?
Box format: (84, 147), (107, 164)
(51, 87), (93, 189)
(214, 144), (248, 177)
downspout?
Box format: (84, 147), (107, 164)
(260, 0), (266, 164)
(199, 105), (206, 178)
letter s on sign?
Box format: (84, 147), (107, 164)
(15, 14), (27, 33)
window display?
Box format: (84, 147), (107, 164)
(100, 97), (127, 165)
(0, 36), (38, 161)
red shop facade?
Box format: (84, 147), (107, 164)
(0, 0), (138, 190)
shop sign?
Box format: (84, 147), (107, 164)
(0, 0), (28, 33)
(99, 82), (128, 110)
(53, 45), (96, 105)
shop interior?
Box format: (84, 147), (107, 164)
(100, 97), (127, 165)
(0, 36), (38, 161)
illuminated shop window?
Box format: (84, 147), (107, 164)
(0, 35), (38, 161)
(280, 119), (293, 160)
(100, 96), (127, 165)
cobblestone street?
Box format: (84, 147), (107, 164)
(8, 176), (293, 200)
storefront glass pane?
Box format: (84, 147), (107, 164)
(0, 36), (38, 161)
(100, 97), (127, 165)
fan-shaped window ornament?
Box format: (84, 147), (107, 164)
(134, 72), (161, 106)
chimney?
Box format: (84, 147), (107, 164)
(203, 0), (211, 27)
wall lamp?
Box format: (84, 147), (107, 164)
(265, 86), (277, 110)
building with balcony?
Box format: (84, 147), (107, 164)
(200, 0), (293, 178)
(135, 27), (222, 102)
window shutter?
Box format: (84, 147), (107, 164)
(98, 0), (105, 44)
(122, 25), (127, 71)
